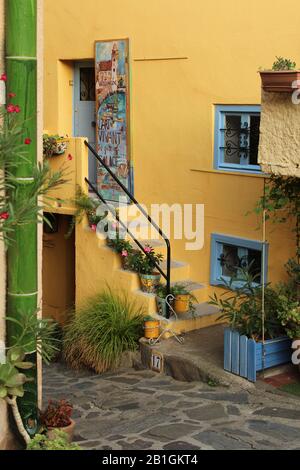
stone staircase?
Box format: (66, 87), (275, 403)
(83, 201), (221, 335)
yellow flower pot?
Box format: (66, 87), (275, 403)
(174, 294), (190, 314)
(144, 319), (160, 339)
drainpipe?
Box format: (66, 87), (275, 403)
(6, 0), (37, 430)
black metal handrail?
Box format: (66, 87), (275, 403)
(84, 140), (171, 317)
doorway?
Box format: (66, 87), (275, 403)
(42, 214), (75, 325)
(74, 61), (97, 185)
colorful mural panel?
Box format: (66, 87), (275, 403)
(95, 39), (132, 202)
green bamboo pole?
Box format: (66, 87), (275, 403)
(6, 0), (37, 432)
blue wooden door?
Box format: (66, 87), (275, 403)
(74, 62), (97, 185)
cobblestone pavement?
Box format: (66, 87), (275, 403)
(43, 363), (300, 450)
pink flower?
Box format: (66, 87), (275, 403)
(7, 104), (16, 113)
(0, 212), (9, 220)
(144, 246), (152, 254)
(7, 104), (21, 113)
(0, 73), (7, 82)
(121, 250), (128, 257)
(24, 138), (31, 145)
(68, 154), (73, 161)
(91, 224), (97, 232)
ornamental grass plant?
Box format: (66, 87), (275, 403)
(63, 289), (144, 373)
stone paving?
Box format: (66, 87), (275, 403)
(43, 362), (300, 450)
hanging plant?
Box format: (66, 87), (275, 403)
(43, 134), (69, 158)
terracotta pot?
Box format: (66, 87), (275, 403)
(260, 71), (300, 93)
(174, 294), (190, 314)
(144, 319), (160, 339)
(47, 419), (75, 443)
(139, 273), (161, 293)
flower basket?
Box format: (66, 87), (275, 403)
(260, 71), (300, 93)
(43, 135), (69, 158)
(53, 138), (69, 155)
(224, 328), (292, 382)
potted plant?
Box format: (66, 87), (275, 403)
(172, 284), (198, 315)
(155, 284), (173, 317)
(128, 245), (163, 293)
(40, 399), (75, 443)
(259, 56), (300, 92)
(110, 236), (133, 269)
(66, 185), (107, 237)
(143, 315), (160, 340)
(43, 134), (69, 158)
(209, 270), (295, 382)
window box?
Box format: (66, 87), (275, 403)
(210, 234), (268, 289)
(214, 105), (261, 173)
(224, 328), (292, 382)
(260, 70), (300, 93)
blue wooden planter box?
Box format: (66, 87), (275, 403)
(224, 328), (292, 382)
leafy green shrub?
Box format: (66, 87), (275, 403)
(27, 430), (81, 451)
(209, 270), (297, 340)
(63, 289), (144, 373)
(272, 56), (296, 71)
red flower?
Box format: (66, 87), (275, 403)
(0, 73), (7, 82)
(14, 105), (21, 113)
(68, 154), (73, 161)
(7, 104), (16, 113)
(24, 138), (31, 145)
(8, 92), (16, 98)
(0, 212), (9, 220)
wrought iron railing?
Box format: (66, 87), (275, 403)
(84, 140), (171, 318)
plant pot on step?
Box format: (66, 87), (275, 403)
(47, 418), (76, 443)
(156, 295), (168, 317)
(174, 294), (190, 314)
(139, 272), (161, 293)
(144, 317), (160, 340)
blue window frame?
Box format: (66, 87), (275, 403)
(214, 105), (261, 173)
(210, 233), (268, 288)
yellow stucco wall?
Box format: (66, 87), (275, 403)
(44, 0), (299, 307)
(259, 90), (300, 176)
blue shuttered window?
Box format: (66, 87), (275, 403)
(210, 233), (268, 288)
(214, 105), (261, 173)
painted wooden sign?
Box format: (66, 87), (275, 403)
(95, 39), (132, 202)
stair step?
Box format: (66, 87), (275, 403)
(132, 238), (166, 249)
(172, 302), (219, 320)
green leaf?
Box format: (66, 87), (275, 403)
(0, 386), (7, 398)
(14, 361), (34, 370)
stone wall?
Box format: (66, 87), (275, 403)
(259, 90), (300, 177)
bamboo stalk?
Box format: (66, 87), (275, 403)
(6, 0), (38, 427)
